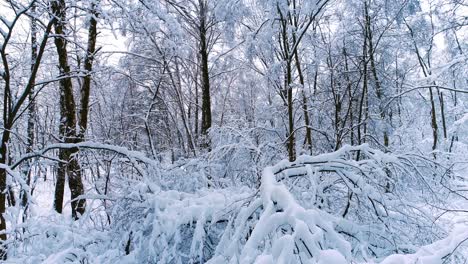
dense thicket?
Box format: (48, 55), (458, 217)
(0, 0), (467, 262)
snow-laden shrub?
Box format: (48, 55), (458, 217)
(207, 144), (467, 263)
(159, 124), (284, 191)
(207, 124), (284, 187)
(6, 144), (468, 263)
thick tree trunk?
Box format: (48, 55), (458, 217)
(51, 0), (86, 218)
(65, 1), (99, 218)
(199, 1), (211, 148)
(67, 152), (85, 219)
(54, 148), (67, 213)
(0, 143), (9, 259)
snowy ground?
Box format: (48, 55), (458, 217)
(31, 176), (72, 218)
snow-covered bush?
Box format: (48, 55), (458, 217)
(7, 144), (467, 263)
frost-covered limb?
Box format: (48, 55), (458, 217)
(11, 142), (160, 170)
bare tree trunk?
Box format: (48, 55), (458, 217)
(199, 1), (212, 148)
(364, 0), (388, 147)
(67, 154), (85, 219)
(277, 5), (296, 161)
(54, 149), (66, 213)
(286, 62), (295, 161)
(294, 49), (312, 155)
(429, 87), (438, 150)
(439, 91), (447, 139)
(51, 0), (86, 218)
(405, 19), (438, 151)
(52, 0), (98, 219)
(195, 76), (199, 143)
(343, 47), (355, 146)
(357, 21), (369, 160)
(68, 0), (99, 218)
(21, 3), (38, 212)
(78, 1), (98, 138)
(291, 3), (312, 155)
(0, 147), (8, 259)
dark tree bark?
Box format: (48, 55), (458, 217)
(439, 91), (447, 139)
(78, 1), (98, 138)
(357, 19), (369, 160)
(199, 0), (212, 148)
(0, 148), (8, 259)
(194, 73), (200, 142)
(51, 0), (86, 219)
(21, 2), (39, 212)
(293, 23), (312, 155)
(405, 20), (438, 150)
(343, 47), (355, 146)
(276, 4), (295, 162)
